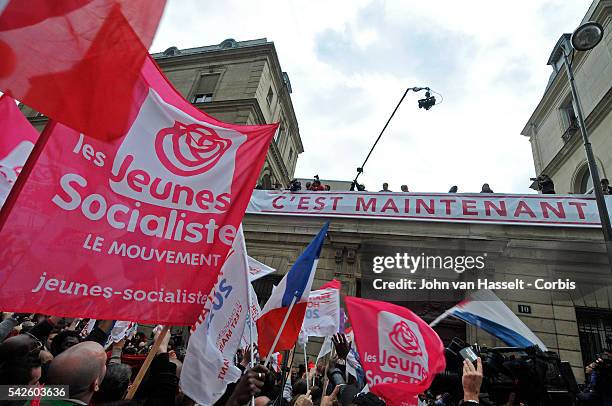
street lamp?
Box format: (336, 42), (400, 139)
(571, 22), (604, 51)
(350, 87), (437, 190)
(558, 21), (612, 265)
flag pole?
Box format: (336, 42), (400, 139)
(247, 284), (256, 406)
(429, 309), (452, 327)
(303, 341), (309, 392)
(0, 120), (55, 231)
(125, 325), (170, 399)
(264, 292), (299, 366)
(321, 345), (335, 396)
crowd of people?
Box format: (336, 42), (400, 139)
(0, 313), (489, 406)
(265, 173), (612, 196)
(277, 175), (551, 195)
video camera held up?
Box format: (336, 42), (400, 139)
(431, 338), (578, 406)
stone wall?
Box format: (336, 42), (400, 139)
(243, 212), (611, 382)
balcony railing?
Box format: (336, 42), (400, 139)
(562, 121), (579, 143)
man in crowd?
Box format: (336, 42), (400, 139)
(480, 183), (494, 193)
(309, 175), (326, 191)
(602, 178), (612, 195)
(45, 341), (107, 405)
(400, 185), (409, 192)
(533, 174), (555, 194)
(379, 183), (391, 192)
(0, 314), (487, 406)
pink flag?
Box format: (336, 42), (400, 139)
(345, 297), (446, 406)
(0, 94), (39, 205)
(0, 0), (165, 140)
(319, 279), (341, 290)
(0, 56), (277, 325)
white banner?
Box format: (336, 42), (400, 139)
(247, 190), (612, 228)
(181, 227), (250, 406)
(247, 256), (276, 282)
(240, 283), (261, 349)
(301, 287), (340, 338)
(83, 320), (138, 348)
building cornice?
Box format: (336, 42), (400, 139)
(532, 86), (612, 178)
(154, 43), (304, 154)
(196, 98), (291, 182)
(196, 98), (266, 123)
(521, 0), (611, 136)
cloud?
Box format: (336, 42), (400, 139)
(151, 0), (593, 193)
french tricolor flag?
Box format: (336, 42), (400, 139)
(257, 222), (329, 358)
(431, 289), (547, 350)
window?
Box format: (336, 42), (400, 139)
(560, 97), (577, 130)
(191, 74), (219, 104)
(288, 148), (294, 164)
(577, 307), (612, 365)
(266, 87), (274, 106)
(560, 96), (579, 142)
(261, 173), (272, 190)
(274, 122), (285, 143)
(192, 93), (213, 103)
(579, 166), (593, 194)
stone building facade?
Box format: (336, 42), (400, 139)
(521, 0), (612, 194)
(21, 38), (303, 191)
(243, 211), (611, 382)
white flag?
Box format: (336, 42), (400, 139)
(300, 287), (340, 339)
(82, 320), (138, 349)
(240, 283), (261, 349)
(317, 335), (333, 361)
(181, 227), (251, 405)
(247, 256), (276, 282)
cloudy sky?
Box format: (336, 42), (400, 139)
(152, 0), (593, 193)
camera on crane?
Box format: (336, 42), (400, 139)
(418, 91), (437, 110)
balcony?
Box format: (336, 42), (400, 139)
(562, 121), (579, 143)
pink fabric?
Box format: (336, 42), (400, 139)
(345, 297), (446, 406)
(319, 279), (341, 290)
(0, 94), (39, 199)
(0, 56), (277, 325)
(0, 0), (166, 140)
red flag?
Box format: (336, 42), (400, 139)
(0, 56), (278, 325)
(319, 279), (341, 290)
(0, 94), (39, 205)
(345, 297), (446, 406)
(0, 0), (165, 140)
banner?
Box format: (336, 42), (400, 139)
(247, 190), (612, 228)
(84, 319), (138, 348)
(0, 0), (166, 140)
(301, 286), (340, 338)
(240, 283), (261, 349)
(0, 56), (278, 324)
(0, 94), (39, 205)
(181, 227), (251, 405)
(345, 296), (446, 406)
(247, 255), (276, 282)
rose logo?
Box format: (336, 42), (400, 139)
(388, 321), (423, 356)
(155, 121), (231, 176)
